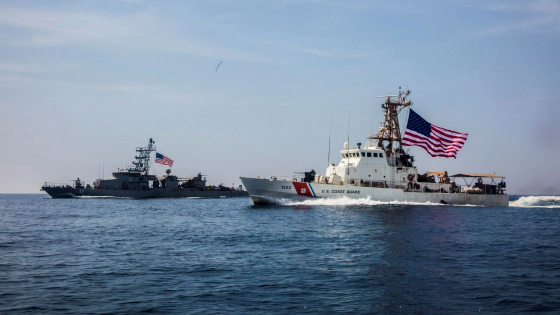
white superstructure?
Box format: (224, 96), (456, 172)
(324, 140), (418, 190)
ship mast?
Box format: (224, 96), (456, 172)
(367, 87), (412, 153)
(130, 138), (156, 175)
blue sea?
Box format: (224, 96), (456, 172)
(1, 194), (559, 314)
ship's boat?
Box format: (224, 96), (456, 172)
(41, 138), (248, 199)
(240, 88), (508, 206)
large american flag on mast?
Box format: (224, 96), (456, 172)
(402, 109), (468, 158)
(155, 152), (174, 167)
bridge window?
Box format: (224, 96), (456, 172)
(374, 153), (378, 157)
(379, 153), (383, 158)
(367, 152), (372, 157)
(361, 152), (365, 157)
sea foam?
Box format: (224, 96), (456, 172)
(510, 196), (560, 208)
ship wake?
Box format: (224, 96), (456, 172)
(509, 196), (560, 208)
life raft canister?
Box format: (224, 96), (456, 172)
(407, 174), (415, 182)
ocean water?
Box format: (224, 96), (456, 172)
(1, 194), (559, 314)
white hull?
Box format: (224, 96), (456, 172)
(240, 177), (509, 207)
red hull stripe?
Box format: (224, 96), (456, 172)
(308, 183), (316, 197)
(292, 182), (315, 197)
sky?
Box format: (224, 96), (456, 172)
(1, 0), (559, 194)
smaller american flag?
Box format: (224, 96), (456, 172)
(402, 109), (468, 158)
(155, 152), (174, 167)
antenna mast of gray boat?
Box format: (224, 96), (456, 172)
(130, 138), (156, 175)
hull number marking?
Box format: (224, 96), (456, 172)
(281, 186), (292, 190)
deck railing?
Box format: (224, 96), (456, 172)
(42, 182), (71, 188)
(277, 175), (505, 195)
(302, 178), (504, 195)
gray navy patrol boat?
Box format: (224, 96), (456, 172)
(41, 138), (248, 199)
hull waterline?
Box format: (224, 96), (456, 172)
(41, 186), (248, 199)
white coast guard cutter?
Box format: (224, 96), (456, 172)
(240, 88), (508, 206)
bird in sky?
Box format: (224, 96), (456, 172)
(215, 61), (223, 72)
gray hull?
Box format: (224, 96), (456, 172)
(240, 177), (509, 207)
(42, 186), (248, 199)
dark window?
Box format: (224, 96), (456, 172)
(361, 152), (365, 157)
(367, 152), (372, 157)
(379, 153), (383, 158)
(374, 153), (378, 157)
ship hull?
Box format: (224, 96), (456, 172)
(240, 177), (509, 207)
(41, 187), (248, 199)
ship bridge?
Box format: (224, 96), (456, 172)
(324, 140), (418, 188)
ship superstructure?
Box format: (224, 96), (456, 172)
(324, 88), (419, 189)
(240, 88), (508, 206)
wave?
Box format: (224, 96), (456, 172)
(509, 196), (560, 208)
(277, 196), (447, 207)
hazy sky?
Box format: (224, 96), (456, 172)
(1, 0), (559, 194)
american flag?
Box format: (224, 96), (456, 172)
(402, 109), (468, 158)
(155, 152), (174, 167)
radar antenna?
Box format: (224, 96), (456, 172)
(130, 138), (156, 175)
(367, 87), (412, 153)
